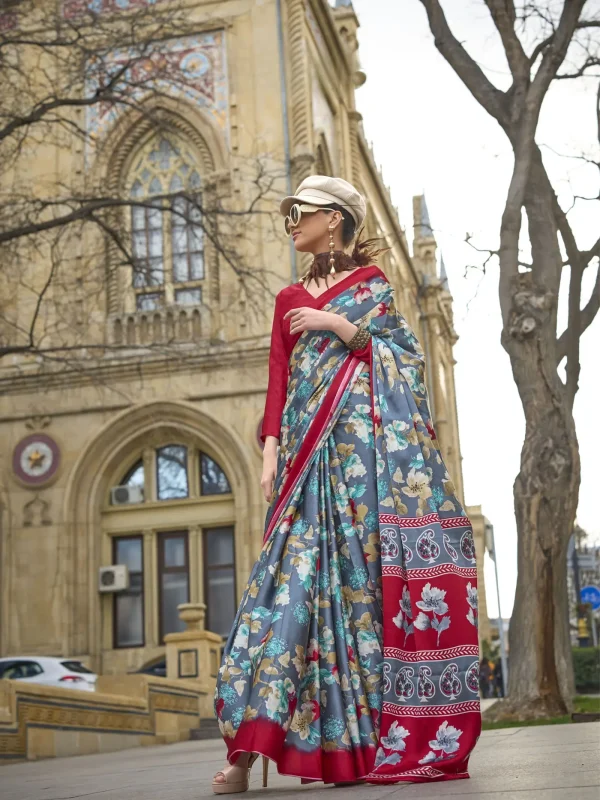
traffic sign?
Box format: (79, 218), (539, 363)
(581, 585), (600, 611)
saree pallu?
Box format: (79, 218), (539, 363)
(215, 270), (481, 783)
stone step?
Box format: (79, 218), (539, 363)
(189, 718), (221, 740)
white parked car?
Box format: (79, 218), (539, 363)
(0, 657), (97, 692)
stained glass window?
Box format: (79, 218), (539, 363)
(128, 135), (204, 311)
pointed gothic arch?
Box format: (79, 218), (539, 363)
(92, 98), (228, 318)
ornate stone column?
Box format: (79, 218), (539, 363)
(164, 602), (222, 713)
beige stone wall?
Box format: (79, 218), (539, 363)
(0, 0), (489, 669)
(0, 674), (207, 763)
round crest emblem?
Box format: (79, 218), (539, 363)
(12, 433), (61, 486)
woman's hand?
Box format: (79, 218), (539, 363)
(283, 306), (359, 345)
(283, 306), (341, 336)
(261, 437), (278, 502)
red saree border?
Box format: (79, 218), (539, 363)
(382, 564), (478, 579)
(379, 512), (471, 528)
(263, 354), (362, 544)
(381, 701), (481, 718)
(383, 644), (480, 661)
(226, 717), (376, 784)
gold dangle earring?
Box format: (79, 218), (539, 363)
(329, 224), (336, 275)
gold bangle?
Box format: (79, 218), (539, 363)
(347, 325), (371, 351)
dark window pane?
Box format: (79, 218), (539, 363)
(60, 661), (94, 674)
(147, 259), (164, 286)
(121, 460), (144, 489)
(115, 593), (144, 647)
(173, 254), (189, 284)
(164, 535), (186, 568)
(206, 566), (236, 637)
(132, 230), (147, 258)
(175, 288), (201, 306)
(114, 536), (144, 648)
(18, 661), (43, 678)
(132, 207), (145, 231)
(149, 176), (163, 195)
(161, 572), (189, 636)
(0, 662), (16, 678)
(136, 293), (163, 311)
(201, 453), (231, 496)
(172, 226), (187, 253)
(190, 251), (204, 280)
(157, 445), (188, 500)
(205, 527), (234, 567)
(115, 538), (142, 573)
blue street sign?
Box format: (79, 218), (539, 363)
(581, 585), (600, 611)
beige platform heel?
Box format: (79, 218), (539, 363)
(212, 753), (269, 795)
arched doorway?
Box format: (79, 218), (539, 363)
(61, 401), (257, 674)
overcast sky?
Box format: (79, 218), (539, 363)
(352, 0), (599, 618)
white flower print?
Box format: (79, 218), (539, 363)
(416, 583), (449, 616)
(343, 453), (367, 479)
(466, 582), (478, 627)
(414, 611), (431, 631)
(233, 623), (249, 650)
(393, 585), (415, 644)
(381, 721), (410, 751)
(418, 720), (463, 765)
(431, 720), (462, 755)
(275, 583), (290, 606)
(466, 582), (478, 609)
(347, 405), (372, 443)
(415, 584), (451, 645)
(265, 677), (295, 718)
(401, 584), (413, 618)
(293, 547), (319, 587)
(401, 468), (432, 500)
(357, 629), (381, 656)
(392, 606), (404, 629)
(384, 419), (411, 453)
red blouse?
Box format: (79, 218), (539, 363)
(260, 265), (383, 443)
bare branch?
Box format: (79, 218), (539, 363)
(418, 0), (509, 125)
(484, 0), (530, 80)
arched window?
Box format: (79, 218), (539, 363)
(107, 445), (235, 646)
(112, 446), (231, 505)
(128, 135), (204, 311)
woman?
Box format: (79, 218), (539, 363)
(213, 176), (480, 794)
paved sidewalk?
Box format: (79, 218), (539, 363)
(0, 722), (598, 800)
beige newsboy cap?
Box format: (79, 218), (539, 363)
(280, 175), (367, 229)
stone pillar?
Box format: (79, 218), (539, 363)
(164, 603), (222, 702)
(287, 0), (314, 189)
(465, 505), (492, 648)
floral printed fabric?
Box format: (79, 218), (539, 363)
(215, 269), (480, 784)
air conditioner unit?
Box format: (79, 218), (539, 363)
(98, 565), (130, 593)
(110, 484), (144, 505)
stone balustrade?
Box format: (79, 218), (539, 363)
(108, 305), (212, 348)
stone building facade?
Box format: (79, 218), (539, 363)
(0, 0), (490, 675)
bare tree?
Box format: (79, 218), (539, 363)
(0, 2), (285, 375)
(418, 0), (599, 719)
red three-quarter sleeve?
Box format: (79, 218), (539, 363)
(260, 293), (289, 443)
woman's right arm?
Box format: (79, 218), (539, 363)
(260, 293), (288, 502)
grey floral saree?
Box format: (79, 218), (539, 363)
(215, 266), (480, 783)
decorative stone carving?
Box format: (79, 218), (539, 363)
(25, 416), (51, 431)
(23, 495), (52, 527)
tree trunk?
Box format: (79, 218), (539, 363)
(488, 284), (579, 720)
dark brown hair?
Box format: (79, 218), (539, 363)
(300, 203), (389, 286)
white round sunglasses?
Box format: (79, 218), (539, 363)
(284, 203), (335, 236)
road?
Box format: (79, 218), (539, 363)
(0, 722), (598, 799)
